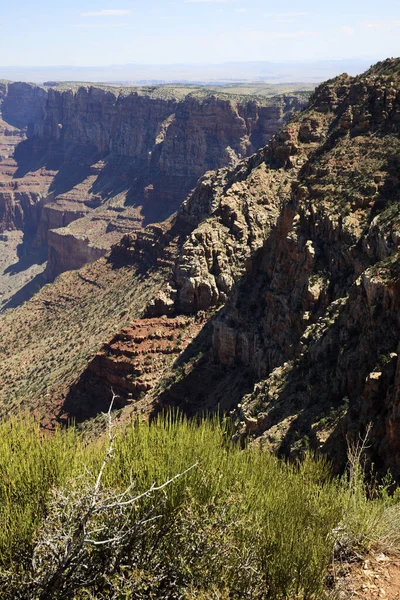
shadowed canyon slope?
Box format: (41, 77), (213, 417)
(1, 59), (400, 478)
(0, 80), (308, 307)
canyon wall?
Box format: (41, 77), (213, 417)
(0, 82), (54, 239)
(33, 86), (306, 220)
(86, 59), (400, 478)
(0, 82), (308, 282)
(1, 81), (47, 131)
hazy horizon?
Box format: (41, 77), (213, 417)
(0, 58), (377, 85)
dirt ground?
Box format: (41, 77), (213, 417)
(334, 550), (400, 599)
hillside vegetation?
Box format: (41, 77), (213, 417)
(0, 413), (399, 599)
(0, 257), (168, 421)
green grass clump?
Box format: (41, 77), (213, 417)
(0, 413), (398, 599)
(0, 418), (87, 567)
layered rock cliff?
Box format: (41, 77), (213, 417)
(0, 82), (53, 236)
(72, 58), (400, 478)
(0, 81), (308, 283)
(3, 60), (400, 479)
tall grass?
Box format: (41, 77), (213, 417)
(0, 418), (87, 566)
(0, 413), (398, 599)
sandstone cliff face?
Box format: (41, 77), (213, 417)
(37, 86), (177, 156)
(93, 59), (400, 478)
(1, 82), (47, 132)
(0, 81), (308, 282)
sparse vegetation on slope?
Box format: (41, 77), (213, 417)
(0, 258), (168, 420)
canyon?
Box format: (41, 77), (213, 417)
(1, 58), (400, 481)
(0, 80), (308, 308)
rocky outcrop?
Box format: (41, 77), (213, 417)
(142, 68), (400, 320)
(63, 316), (205, 421)
(102, 60), (400, 478)
(205, 65), (400, 476)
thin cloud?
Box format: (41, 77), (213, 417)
(361, 19), (400, 31)
(339, 26), (355, 36)
(264, 12), (309, 18)
(241, 30), (317, 42)
(235, 8), (247, 12)
(80, 9), (132, 17)
(74, 23), (129, 28)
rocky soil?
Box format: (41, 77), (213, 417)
(334, 550), (400, 599)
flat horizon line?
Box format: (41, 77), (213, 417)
(0, 57), (383, 69)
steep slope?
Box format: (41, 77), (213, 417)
(0, 255), (168, 426)
(75, 59), (400, 476)
(2, 59), (400, 478)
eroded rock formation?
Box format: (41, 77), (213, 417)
(0, 81), (308, 282)
(77, 59), (400, 478)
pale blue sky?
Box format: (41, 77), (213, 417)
(2, 0), (400, 66)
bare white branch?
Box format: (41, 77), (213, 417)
(31, 393), (199, 599)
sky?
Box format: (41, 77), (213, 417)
(1, 0), (400, 67)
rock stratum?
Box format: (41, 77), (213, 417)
(2, 59), (400, 479)
(0, 80), (307, 297)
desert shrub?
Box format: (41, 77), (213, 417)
(0, 412), (398, 599)
(0, 417), (88, 567)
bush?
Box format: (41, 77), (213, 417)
(0, 412), (398, 599)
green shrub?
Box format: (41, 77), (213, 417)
(0, 413), (398, 599)
(0, 418), (88, 567)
